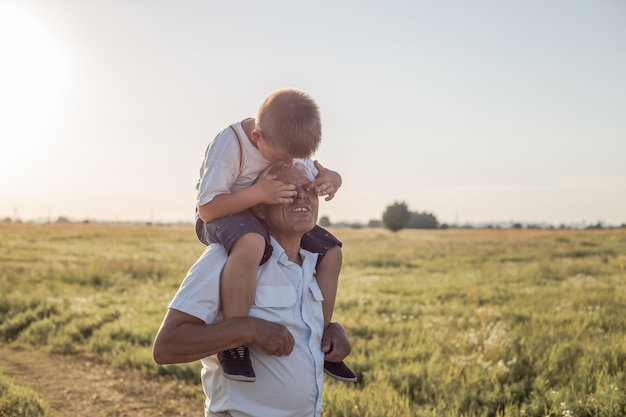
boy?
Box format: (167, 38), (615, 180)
(195, 88), (356, 383)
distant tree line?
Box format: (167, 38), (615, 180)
(317, 200), (626, 232)
(319, 201), (440, 232)
(2, 206), (624, 231)
(382, 201), (438, 232)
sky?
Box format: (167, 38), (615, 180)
(1, 0), (625, 227)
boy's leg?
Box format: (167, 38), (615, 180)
(221, 232), (265, 319)
(315, 245), (357, 383)
(315, 245), (342, 329)
(218, 232), (266, 382)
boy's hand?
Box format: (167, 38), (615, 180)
(308, 160), (342, 201)
(254, 175), (297, 204)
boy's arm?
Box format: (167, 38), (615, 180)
(198, 176), (297, 223)
(198, 186), (264, 223)
(308, 160), (342, 201)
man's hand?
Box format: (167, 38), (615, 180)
(308, 160), (342, 201)
(251, 318), (295, 356)
(321, 322), (352, 362)
(253, 175), (297, 205)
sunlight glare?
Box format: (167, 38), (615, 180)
(0, 3), (71, 174)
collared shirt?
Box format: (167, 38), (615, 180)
(168, 237), (325, 417)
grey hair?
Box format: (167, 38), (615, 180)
(256, 159), (316, 183)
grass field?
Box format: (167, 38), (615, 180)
(1, 223), (625, 416)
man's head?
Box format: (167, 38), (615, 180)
(252, 160), (319, 238)
(253, 88), (321, 161)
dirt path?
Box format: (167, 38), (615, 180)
(0, 345), (203, 416)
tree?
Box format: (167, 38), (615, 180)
(408, 212), (439, 229)
(318, 216), (331, 227)
(382, 201), (411, 232)
(367, 219), (382, 228)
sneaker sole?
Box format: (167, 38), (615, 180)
(222, 372), (256, 383)
(323, 368), (357, 383)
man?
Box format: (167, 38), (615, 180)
(153, 160), (353, 417)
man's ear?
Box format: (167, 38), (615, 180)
(251, 204), (265, 219)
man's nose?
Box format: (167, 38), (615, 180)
(294, 184), (307, 197)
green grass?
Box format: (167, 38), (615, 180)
(1, 223), (625, 416)
(0, 373), (56, 417)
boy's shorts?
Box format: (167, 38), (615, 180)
(195, 210), (341, 266)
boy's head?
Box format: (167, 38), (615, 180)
(254, 88), (321, 159)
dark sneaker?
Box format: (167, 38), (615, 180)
(324, 360), (357, 382)
(218, 346), (256, 382)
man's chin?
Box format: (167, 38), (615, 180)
(295, 219), (316, 232)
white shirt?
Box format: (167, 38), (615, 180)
(197, 121), (271, 207)
(168, 237), (325, 417)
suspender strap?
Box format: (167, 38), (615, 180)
(228, 124), (244, 175)
(195, 121), (246, 244)
(196, 122), (245, 190)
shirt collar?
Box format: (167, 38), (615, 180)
(269, 235), (317, 267)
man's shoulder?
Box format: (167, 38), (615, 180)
(186, 243), (229, 278)
(202, 243), (229, 258)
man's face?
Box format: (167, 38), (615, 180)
(256, 165), (319, 235)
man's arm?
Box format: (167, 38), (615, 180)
(153, 309), (295, 365)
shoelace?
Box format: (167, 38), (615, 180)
(231, 347), (247, 360)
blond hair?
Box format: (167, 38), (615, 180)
(256, 88), (321, 158)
